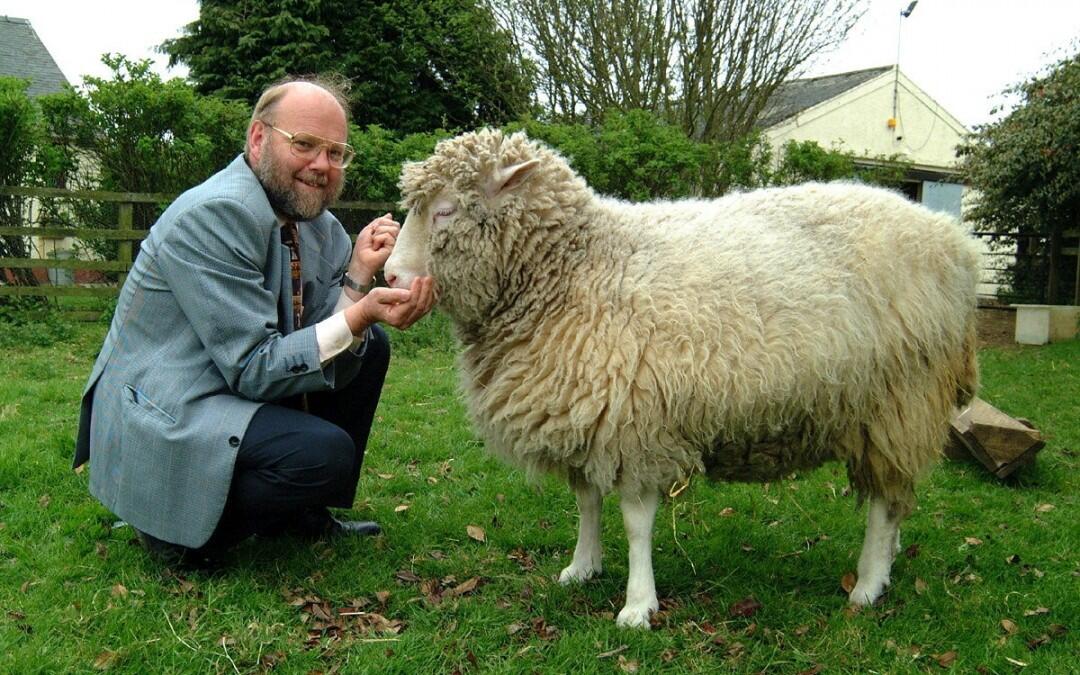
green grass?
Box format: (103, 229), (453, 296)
(1, 319), (1076, 673)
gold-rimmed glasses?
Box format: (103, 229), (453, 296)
(264, 124), (356, 169)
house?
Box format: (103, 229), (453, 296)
(0, 16), (69, 97)
(760, 65), (969, 219)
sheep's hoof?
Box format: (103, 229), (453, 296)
(849, 578), (889, 606)
(615, 603), (656, 629)
(558, 563), (600, 585)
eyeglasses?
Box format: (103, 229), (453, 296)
(264, 124), (356, 169)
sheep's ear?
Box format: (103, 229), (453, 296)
(486, 159), (540, 199)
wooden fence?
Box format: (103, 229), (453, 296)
(0, 185), (396, 315)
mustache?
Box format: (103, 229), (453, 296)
(296, 171), (329, 187)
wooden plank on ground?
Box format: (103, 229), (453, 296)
(949, 398), (1045, 478)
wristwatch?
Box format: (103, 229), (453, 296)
(343, 272), (374, 294)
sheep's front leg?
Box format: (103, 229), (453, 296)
(559, 483), (603, 584)
(850, 497), (901, 606)
(615, 485), (660, 628)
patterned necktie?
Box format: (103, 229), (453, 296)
(280, 221), (303, 330)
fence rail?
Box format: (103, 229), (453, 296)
(0, 185), (396, 307)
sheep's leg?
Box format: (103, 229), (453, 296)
(615, 485), (660, 628)
(850, 497), (902, 606)
(558, 483), (603, 584)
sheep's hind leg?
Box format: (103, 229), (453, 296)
(615, 485), (660, 628)
(559, 483), (603, 584)
(850, 497), (901, 606)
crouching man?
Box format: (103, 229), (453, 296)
(74, 76), (435, 567)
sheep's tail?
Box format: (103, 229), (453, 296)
(955, 318), (979, 408)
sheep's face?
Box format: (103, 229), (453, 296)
(386, 130), (542, 328)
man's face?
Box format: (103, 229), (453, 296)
(249, 88), (348, 221)
(253, 136), (345, 221)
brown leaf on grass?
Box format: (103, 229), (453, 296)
(1023, 607), (1050, 617)
(794, 624), (811, 637)
(466, 525), (486, 542)
(445, 577), (482, 599)
(798, 666), (824, 675)
(508, 547), (536, 571)
(904, 544), (921, 559)
(1034, 503), (1055, 513)
(75, 463), (86, 474)
(964, 537), (983, 546)
(934, 651), (958, 668)
(1001, 619), (1019, 634)
(840, 572), (857, 594)
(617, 655), (639, 673)
(506, 621), (527, 635)
(531, 617), (559, 640)
(420, 579), (443, 605)
(111, 584), (128, 598)
(915, 578), (929, 595)
(720, 507), (735, 517)
(93, 650), (119, 670)
(660, 648), (678, 663)
(375, 591), (390, 605)
(394, 503), (410, 513)
(377, 473), (394, 480)
(38, 494), (50, 508)
(1006, 554), (1022, 565)
(394, 570), (421, 584)
(95, 542), (108, 559)
(728, 596), (762, 618)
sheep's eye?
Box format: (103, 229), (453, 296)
(433, 205), (457, 219)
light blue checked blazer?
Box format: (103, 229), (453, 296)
(74, 155), (365, 547)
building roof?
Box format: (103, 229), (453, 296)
(0, 16), (70, 97)
(758, 65), (892, 129)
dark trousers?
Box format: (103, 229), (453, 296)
(205, 326), (390, 550)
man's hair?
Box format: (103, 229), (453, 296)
(250, 74), (352, 126)
(244, 75), (352, 159)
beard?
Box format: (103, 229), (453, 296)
(253, 142), (345, 221)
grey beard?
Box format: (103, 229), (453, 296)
(254, 148), (344, 221)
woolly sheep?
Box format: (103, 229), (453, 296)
(384, 129), (981, 628)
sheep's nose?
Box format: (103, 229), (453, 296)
(385, 273), (399, 288)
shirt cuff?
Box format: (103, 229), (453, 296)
(315, 311), (369, 364)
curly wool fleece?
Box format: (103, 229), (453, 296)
(396, 129), (980, 515)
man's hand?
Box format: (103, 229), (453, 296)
(344, 276), (436, 335)
(348, 213), (400, 285)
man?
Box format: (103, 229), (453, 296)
(74, 77), (435, 567)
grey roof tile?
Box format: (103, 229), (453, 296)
(759, 66), (892, 129)
(0, 16), (70, 97)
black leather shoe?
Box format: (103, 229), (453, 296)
(326, 517), (381, 538)
(136, 530), (224, 570)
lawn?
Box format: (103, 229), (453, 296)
(0, 316), (1076, 673)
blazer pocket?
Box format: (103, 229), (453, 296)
(122, 384), (177, 426)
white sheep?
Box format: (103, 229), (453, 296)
(385, 129), (981, 628)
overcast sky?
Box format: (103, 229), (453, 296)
(5, 0), (1078, 129)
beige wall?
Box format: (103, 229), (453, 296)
(764, 69), (969, 171)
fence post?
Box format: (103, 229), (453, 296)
(117, 202), (133, 286)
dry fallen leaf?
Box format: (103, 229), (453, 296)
(377, 473), (394, 480)
(1023, 607), (1050, 617)
(1034, 503), (1055, 513)
(93, 650), (119, 670)
(617, 655), (640, 673)
(840, 572), (857, 594)
(394, 503), (410, 513)
(1000, 619), (1019, 635)
(38, 494), (50, 508)
(111, 584), (129, 598)
(467, 525), (486, 542)
(720, 507), (735, 517)
(934, 650), (958, 668)
(394, 570), (421, 584)
(964, 537), (983, 546)
(375, 590), (390, 605)
(1005, 657), (1029, 667)
(728, 596), (762, 618)
(915, 578), (928, 595)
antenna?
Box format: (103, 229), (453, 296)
(890, 1), (918, 133)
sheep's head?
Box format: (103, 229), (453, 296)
(385, 129), (547, 328)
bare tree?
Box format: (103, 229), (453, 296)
(492, 0), (866, 142)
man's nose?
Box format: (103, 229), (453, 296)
(307, 146), (333, 171)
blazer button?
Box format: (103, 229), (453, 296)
(228, 436), (240, 448)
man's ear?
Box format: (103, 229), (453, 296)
(247, 121), (267, 164)
(485, 158), (541, 200)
